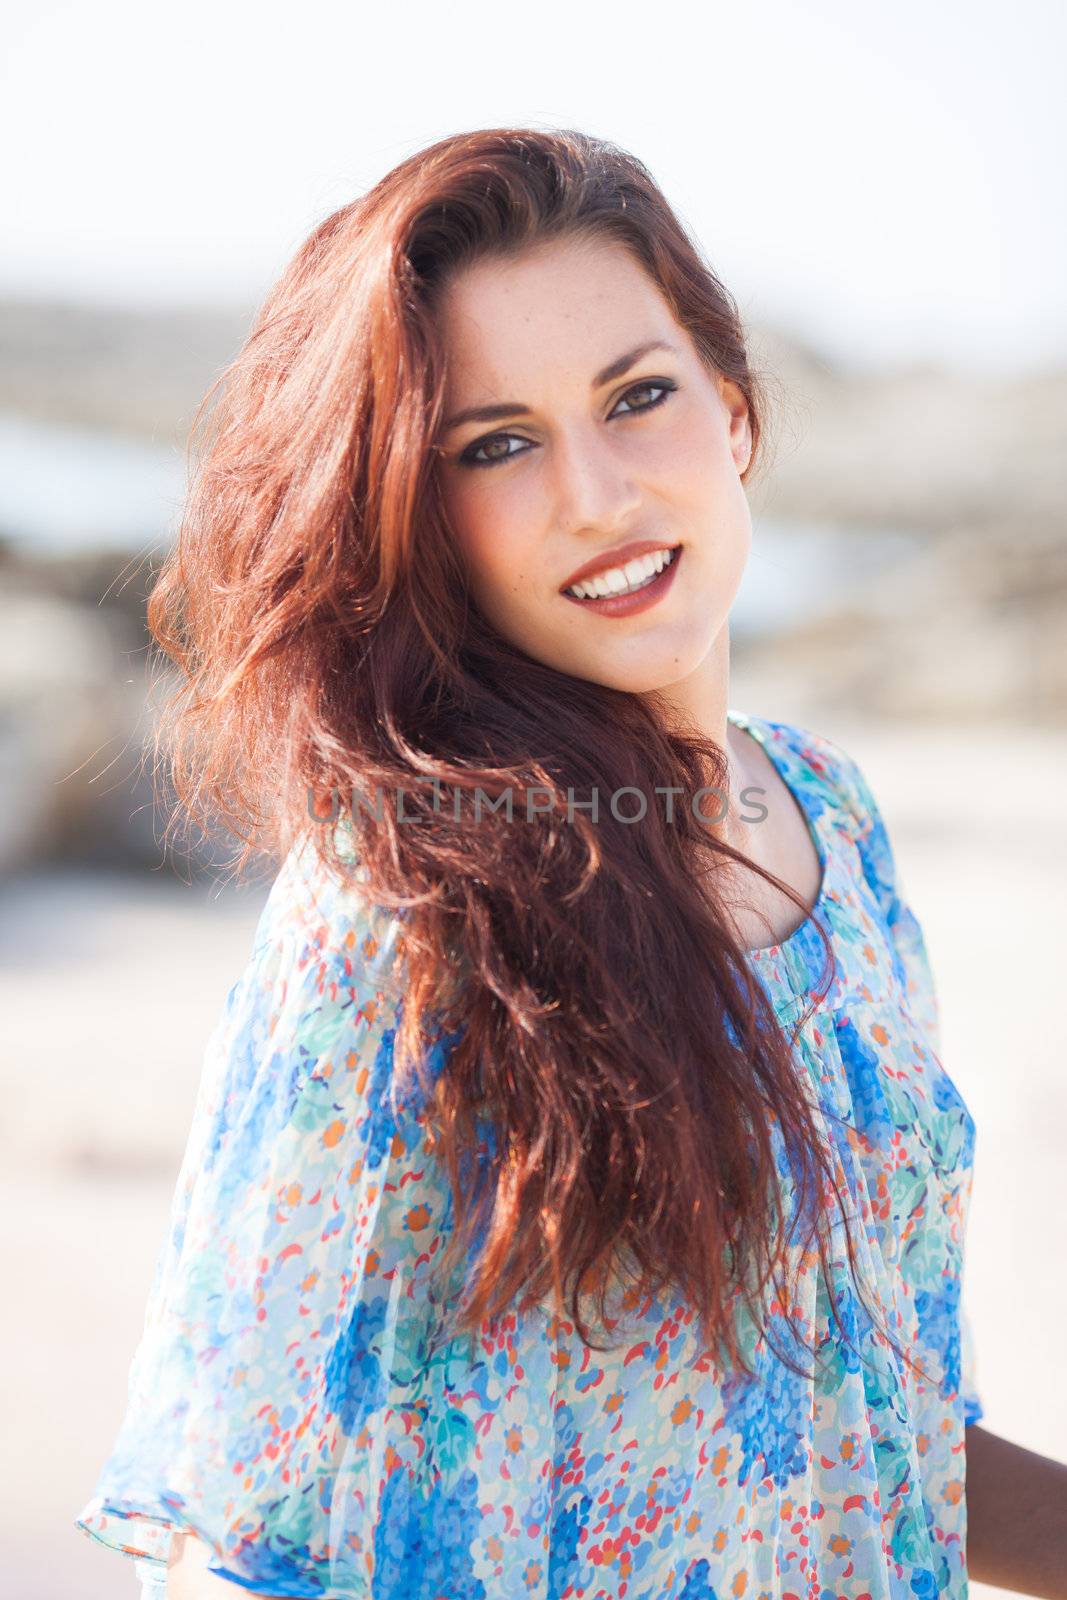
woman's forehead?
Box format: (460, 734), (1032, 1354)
(437, 238), (683, 403)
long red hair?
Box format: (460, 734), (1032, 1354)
(148, 126), (881, 1377)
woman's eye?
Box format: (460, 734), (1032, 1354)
(457, 380), (675, 469)
(611, 379), (675, 416)
(460, 433), (532, 468)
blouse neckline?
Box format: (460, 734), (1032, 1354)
(725, 707), (835, 973)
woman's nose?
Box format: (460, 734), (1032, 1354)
(550, 425), (642, 538)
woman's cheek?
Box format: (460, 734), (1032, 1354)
(650, 419), (728, 497)
(471, 493), (543, 591)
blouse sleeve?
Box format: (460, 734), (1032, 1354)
(73, 833), (465, 1594)
(825, 735), (986, 1428)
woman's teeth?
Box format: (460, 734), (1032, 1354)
(565, 545), (678, 600)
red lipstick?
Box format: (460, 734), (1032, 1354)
(559, 539), (682, 594)
(559, 544), (682, 618)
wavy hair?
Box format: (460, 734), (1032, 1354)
(148, 126), (903, 1381)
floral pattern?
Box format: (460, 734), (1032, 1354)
(74, 709), (982, 1598)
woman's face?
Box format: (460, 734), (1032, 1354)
(434, 232), (753, 707)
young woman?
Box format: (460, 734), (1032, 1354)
(75, 127), (1067, 1599)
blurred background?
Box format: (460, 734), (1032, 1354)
(2, 2), (1064, 1595)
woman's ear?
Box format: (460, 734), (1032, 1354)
(719, 376), (753, 474)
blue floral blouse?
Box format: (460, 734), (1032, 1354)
(74, 709), (983, 1598)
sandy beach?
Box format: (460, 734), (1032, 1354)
(4, 711), (1065, 1600)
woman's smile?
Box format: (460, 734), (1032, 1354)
(560, 542), (683, 616)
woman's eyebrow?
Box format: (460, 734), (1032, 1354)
(441, 339), (681, 433)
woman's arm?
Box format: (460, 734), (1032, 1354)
(165, 1532), (223, 1598)
(967, 1423), (1067, 1596)
(163, 1523), (289, 1600)
(165, 1532), (289, 1600)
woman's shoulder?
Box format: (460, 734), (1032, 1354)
(172, 826), (431, 1241)
(731, 707), (879, 840)
(259, 820), (407, 967)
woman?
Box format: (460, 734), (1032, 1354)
(75, 127), (1067, 1598)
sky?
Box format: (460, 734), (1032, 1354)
(3, 0), (1065, 374)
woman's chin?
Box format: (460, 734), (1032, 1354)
(562, 644), (716, 698)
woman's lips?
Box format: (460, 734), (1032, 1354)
(560, 545), (682, 618)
